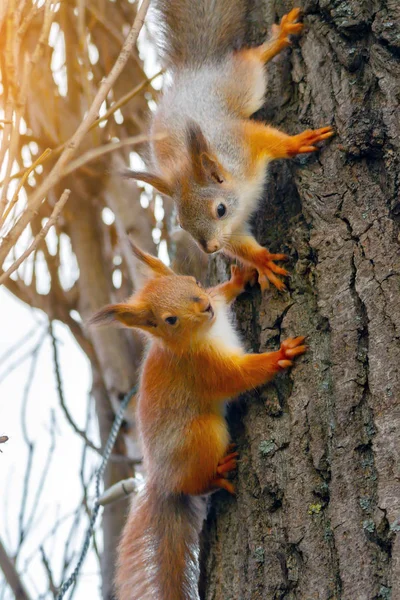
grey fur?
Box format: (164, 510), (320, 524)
(151, 0), (250, 69)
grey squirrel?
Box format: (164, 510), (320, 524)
(125, 1), (333, 290)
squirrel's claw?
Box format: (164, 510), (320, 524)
(259, 270), (286, 291)
(281, 336), (306, 349)
(291, 126), (335, 155)
(278, 337), (307, 369)
(256, 263), (288, 292)
(253, 248), (290, 291)
(213, 478), (236, 495)
(278, 359), (293, 368)
(211, 448), (239, 495)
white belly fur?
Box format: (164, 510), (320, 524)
(205, 300), (244, 355)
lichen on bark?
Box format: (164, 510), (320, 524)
(201, 1), (400, 598)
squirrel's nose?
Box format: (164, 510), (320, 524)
(204, 240), (221, 254)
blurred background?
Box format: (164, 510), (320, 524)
(0, 1), (204, 597)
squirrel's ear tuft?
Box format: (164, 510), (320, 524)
(186, 121), (224, 185)
(129, 240), (175, 279)
(186, 121), (209, 160)
(121, 169), (174, 197)
(88, 305), (120, 328)
(88, 303), (157, 330)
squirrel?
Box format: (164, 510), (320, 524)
(90, 243), (306, 600)
(123, 2), (334, 291)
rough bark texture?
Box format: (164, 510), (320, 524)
(201, 1), (400, 599)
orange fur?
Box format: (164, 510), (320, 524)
(237, 8), (304, 66)
(242, 120), (334, 166)
(90, 245), (307, 599)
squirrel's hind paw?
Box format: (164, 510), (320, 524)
(272, 8), (304, 44)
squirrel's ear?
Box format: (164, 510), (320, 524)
(186, 122), (224, 184)
(129, 240), (174, 279)
(88, 302), (157, 330)
(121, 169), (174, 197)
(200, 152), (224, 184)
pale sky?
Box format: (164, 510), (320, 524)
(0, 288), (101, 599)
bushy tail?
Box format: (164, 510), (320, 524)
(115, 483), (206, 600)
(151, 0), (249, 68)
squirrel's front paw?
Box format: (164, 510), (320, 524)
(230, 264), (258, 289)
(277, 336), (307, 368)
(289, 127), (334, 155)
(255, 250), (289, 292)
(272, 8), (303, 46)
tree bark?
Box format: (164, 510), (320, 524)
(201, 2), (400, 599)
(67, 187), (140, 600)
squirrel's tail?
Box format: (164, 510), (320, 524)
(115, 482), (206, 600)
(151, 0), (249, 68)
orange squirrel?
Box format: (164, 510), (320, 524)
(124, 2), (333, 291)
(90, 244), (306, 600)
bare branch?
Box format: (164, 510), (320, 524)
(0, 0), (151, 272)
(98, 477), (137, 506)
(18, 343), (43, 548)
(0, 325), (41, 367)
(39, 546), (58, 598)
(0, 539), (32, 600)
(0, 189), (71, 286)
(0, 149), (52, 226)
(62, 134), (164, 178)
(49, 322), (101, 454)
(21, 411), (57, 550)
(89, 71), (163, 132)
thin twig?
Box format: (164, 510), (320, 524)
(22, 411), (57, 548)
(39, 547), (58, 598)
(0, 0), (151, 273)
(0, 71), (161, 190)
(62, 133), (164, 177)
(18, 342), (43, 549)
(0, 329), (46, 386)
(49, 322), (101, 454)
(0, 325), (41, 366)
(0, 1), (55, 221)
(0, 189), (70, 286)
(1, 148), (52, 227)
(89, 71), (162, 132)
(79, 394), (100, 563)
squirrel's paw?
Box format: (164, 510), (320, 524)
(230, 264), (258, 289)
(272, 8), (303, 46)
(255, 251), (290, 292)
(277, 336), (307, 368)
(289, 126), (334, 155)
(211, 446), (239, 495)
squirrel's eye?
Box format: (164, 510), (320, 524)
(165, 316), (178, 325)
(216, 203), (226, 218)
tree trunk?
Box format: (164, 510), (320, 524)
(201, 2), (400, 599)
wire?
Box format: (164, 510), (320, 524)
(55, 385), (137, 600)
